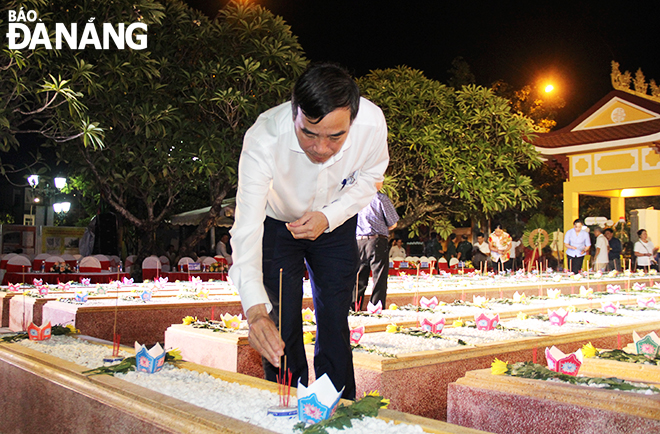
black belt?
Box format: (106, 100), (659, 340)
(356, 235), (387, 240)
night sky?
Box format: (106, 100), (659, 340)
(186, 0), (660, 129)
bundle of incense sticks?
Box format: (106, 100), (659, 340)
(277, 358), (293, 407)
(112, 333), (121, 357)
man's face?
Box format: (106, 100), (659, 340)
(477, 236), (484, 244)
(604, 231), (612, 240)
(574, 222), (583, 232)
(294, 107), (351, 164)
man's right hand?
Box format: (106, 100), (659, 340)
(246, 304), (285, 367)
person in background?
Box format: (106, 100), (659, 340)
(445, 233), (458, 262)
(634, 229), (658, 271)
(603, 228), (621, 271)
(564, 219), (590, 274)
(389, 238), (406, 258)
(354, 182), (399, 310)
(488, 224), (512, 271)
(425, 232), (443, 261)
(472, 232), (490, 271)
(593, 227), (609, 271)
(456, 234), (472, 263)
(510, 235), (522, 270)
(164, 244), (178, 268)
(215, 234), (233, 266)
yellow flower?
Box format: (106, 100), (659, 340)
(517, 312), (527, 321)
(452, 319), (464, 328)
(65, 324), (80, 334)
(386, 324), (399, 333)
(303, 332), (315, 344)
(363, 390), (389, 408)
(491, 358), (509, 375)
(302, 308), (315, 323)
(168, 348), (182, 360)
(581, 342), (598, 358)
(182, 315), (197, 325)
(567, 305), (576, 313)
(389, 303), (398, 310)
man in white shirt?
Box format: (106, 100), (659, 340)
(564, 219), (591, 274)
(215, 234), (232, 265)
(229, 64), (389, 399)
(593, 227), (608, 271)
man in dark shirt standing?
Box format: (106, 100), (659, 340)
(354, 182), (399, 310)
(604, 228), (622, 271)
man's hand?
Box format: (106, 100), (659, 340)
(286, 211), (329, 240)
(246, 304), (284, 367)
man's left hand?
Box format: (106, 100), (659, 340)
(286, 211), (329, 240)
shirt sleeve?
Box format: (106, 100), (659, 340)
(380, 195), (399, 228)
(320, 111), (389, 231)
(229, 136), (273, 315)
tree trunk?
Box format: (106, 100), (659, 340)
(131, 222), (158, 282)
(180, 186), (230, 258)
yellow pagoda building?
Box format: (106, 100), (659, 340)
(534, 89), (660, 234)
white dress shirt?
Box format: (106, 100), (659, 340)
(229, 98), (389, 314)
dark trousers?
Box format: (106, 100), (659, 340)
(567, 255), (584, 274)
(607, 258), (621, 272)
(261, 215), (358, 400)
(354, 237), (389, 310)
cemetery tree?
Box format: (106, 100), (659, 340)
(358, 66), (542, 236)
(44, 0), (306, 269)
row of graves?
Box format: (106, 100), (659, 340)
(1, 268), (659, 433)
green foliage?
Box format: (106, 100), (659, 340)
(358, 67), (542, 235)
(492, 80), (566, 132)
(6, 0), (308, 257)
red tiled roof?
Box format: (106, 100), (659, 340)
(535, 90), (660, 149)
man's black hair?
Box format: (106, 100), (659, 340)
(477, 232), (485, 238)
(573, 218), (583, 225)
(603, 228), (614, 234)
(291, 63), (360, 123)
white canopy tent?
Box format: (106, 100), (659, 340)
(169, 198), (235, 249)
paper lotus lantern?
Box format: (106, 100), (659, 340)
(579, 286), (593, 298)
(302, 308), (315, 323)
(297, 374), (343, 424)
(633, 282), (646, 291)
(27, 322), (52, 341)
(512, 292), (526, 303)
(349, 326), (365, 344)
(33, 278), (43, 286)
(134, 342), (166, 374)
(8, 283), (21, 292)
(420, 317), (445, 334)
(37, 284), (48, 296)
(420, 296), (439, 309)
(606, 284), (621, 294)
(139, 289), (152, 302)
(472, 295), (487, 306)
(632, 331), (660, 358)
(548, 308), (569, 326)
(552, 274), (562, 282)
(80, 277), (91, 286)
(122, 277), (135, 286)
(367, 300), (382, 315)
(593, 271), (602, 279)
(637, 297), (656, 308)
(58, 282), (71, 291)
(546, 288), (561, 299)
(545, 346), (583, 376)
(74, 289), (88, 303)
(600, 301), (619, 314)
(221, 313), (242, 330)
(475, 313), (499, 331)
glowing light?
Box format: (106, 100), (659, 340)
(54, 177), (67, 189)
(28, 175), (39, 187)
(545, 84), (554, 93)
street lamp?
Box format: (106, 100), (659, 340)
(53, 202), (71, 213)
(27, 175), (69, 226)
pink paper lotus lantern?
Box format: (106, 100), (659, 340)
(420, 317), (446, 334)
(37, 284), (48, 296)
(475, 313), (499, 331)
(633, 282), (646, 291)
(27, 321), (52, 341)
(123, 277), (135, 286)
(80, 277), (91, 286)
(637, 297), (656, 308)
(600, 301), (619, 314)
(420, 296), (439, 309)
(606, 284), (621, 294)
(8, 283), (21, 292)
(367, 301), (382, 315)
(33, 278), (43, 286)
(545, 346), (583, 376)
(58, 282), (71, 291)
(548, 308), (569, 326)
(349, 326), (365, 344)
